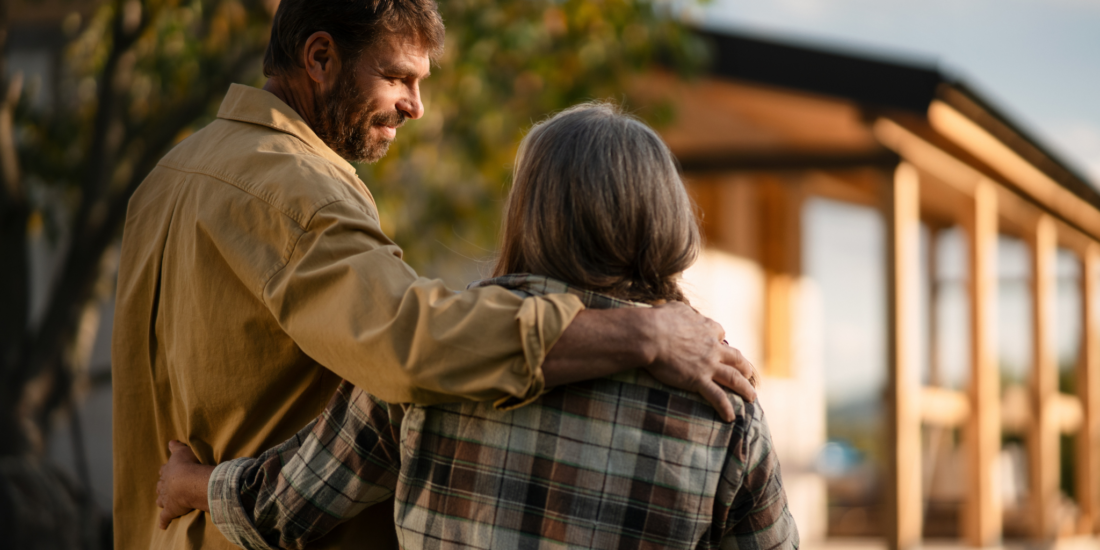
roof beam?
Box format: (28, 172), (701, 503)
(676, 149), (898, 173)
(928, 101), (1100, 242)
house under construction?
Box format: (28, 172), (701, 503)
(646, 28), (1100, 550)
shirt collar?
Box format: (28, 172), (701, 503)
(216, 83), (357, 174)
(468, 274), (651, 310)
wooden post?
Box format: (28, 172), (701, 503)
(1079, 243), (1100, 534)
(759, 176), (802, 378)
(1028, 214), (1059, 540)
(928, 225), (944, 388)
(923, 224), (949, 528)
(962, 179), (1002, 547)
(885, 163), (923, 550)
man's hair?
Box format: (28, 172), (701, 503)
(263, 0), (445, 77)
(494, 102), (700, 304)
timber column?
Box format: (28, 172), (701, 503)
(1079, 244), (1100, 534)
(1028, 215), (1059, 540)
(884, 163), (922, 550)
(962, 179), (1001, 547)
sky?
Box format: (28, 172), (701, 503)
(689, 0), (1100, 185)
(681, 1), (1100, 403)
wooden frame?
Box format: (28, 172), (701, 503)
(962, 179), (1002, 547)
(1080, 244), (1100, 534)
(1028, 215), (1060, 539)
(884, 163), (923, 550)
(670, 74), (1100, 547)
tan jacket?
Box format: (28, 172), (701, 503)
(112, 84), (584, 550)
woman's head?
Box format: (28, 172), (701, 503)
(494, 102), (700, 303)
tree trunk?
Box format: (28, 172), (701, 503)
(0, 0), (31, 457)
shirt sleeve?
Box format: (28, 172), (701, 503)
(714, 401), (800, 550)
(208, 381), (403, 550)
(262, 198), (584, 408)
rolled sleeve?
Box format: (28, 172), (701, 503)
(208, 383), (403, 549)
(494, 292), (585, 410)
(209, 458), (276, 550)
(262, 199), (585, 406)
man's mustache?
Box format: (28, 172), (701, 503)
(369, 110), (405, 128)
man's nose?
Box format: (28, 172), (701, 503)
(397, 85), (424, 120)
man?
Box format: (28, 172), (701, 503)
(113, 1), (754, 549)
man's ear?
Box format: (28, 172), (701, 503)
(301, 31), (341, 87)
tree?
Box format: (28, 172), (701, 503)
(0, 0), (702, 545)
(364, 0), (704, 283)
(1, 0), (272, 454)
(1, 0), (271, 546)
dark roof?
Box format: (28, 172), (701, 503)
(696, 27), (1099, 198)
(699, 29), (945, 114)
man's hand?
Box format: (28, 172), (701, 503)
(642, 302), (756, 422)
(156, 440), (214, 529)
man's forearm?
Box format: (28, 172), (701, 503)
(541, 308), (657, 387)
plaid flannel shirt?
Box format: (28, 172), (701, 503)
(208, 274), (798, 550)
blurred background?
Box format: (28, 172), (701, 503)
(2, 0), (1099, 549)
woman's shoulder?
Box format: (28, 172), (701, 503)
(605, 369), (754, 422)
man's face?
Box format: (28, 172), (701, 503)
(313, 34), (430, 163)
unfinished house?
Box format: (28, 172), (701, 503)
(646, 29), (1100, 550)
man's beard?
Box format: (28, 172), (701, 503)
(313, 69), (405, 164)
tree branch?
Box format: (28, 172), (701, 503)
(0, 0), (21, 209)
(72, 0), (153, 243)
(0, 0), (30, 396)
(16, 45), (265, 390)
(0, 74), (22, 203)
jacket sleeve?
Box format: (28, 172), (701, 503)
(262, 198), (584, 407)
(208, 382), (401, 550)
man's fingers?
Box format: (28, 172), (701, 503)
(732, 373), (757, 405)
(718, 345), (753, 378)
(159, 509), (170, 530)
(698, 380), (735, 423)
(712, 363), (757, 404)
(709, 318), (726, 343)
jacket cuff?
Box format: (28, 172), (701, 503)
(494, 292), (584, 410)
(208, 458), (277, 550)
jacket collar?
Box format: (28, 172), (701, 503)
(216, 83), (356, 174)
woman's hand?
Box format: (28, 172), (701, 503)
(156, 440), (215, 529)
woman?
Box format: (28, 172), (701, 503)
(157, 102), (797, 550)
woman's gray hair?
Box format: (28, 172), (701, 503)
(494, 101), (700, 303)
